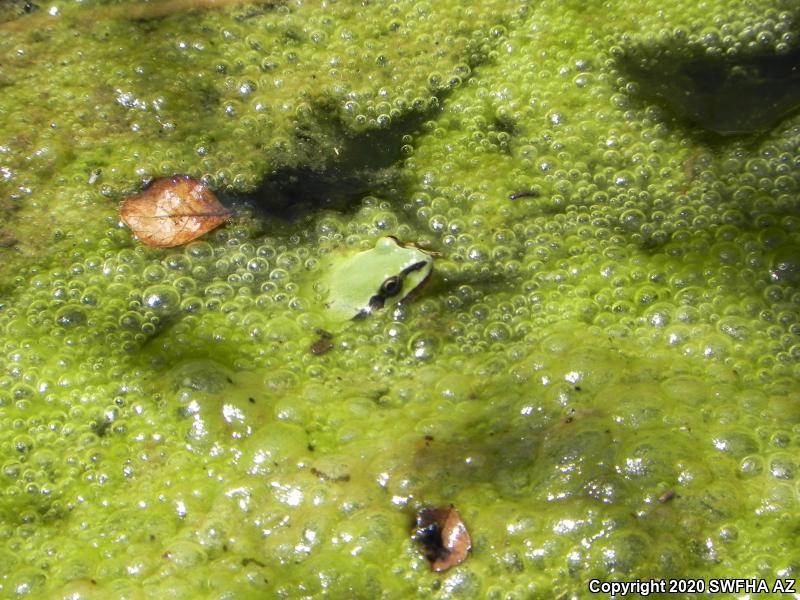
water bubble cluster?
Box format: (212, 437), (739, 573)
(0, 0), (798, 597)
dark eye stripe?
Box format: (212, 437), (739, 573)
(368, 294), (385, 311)
(400, 260), (429, 277)
(351, 259), (431, 321)
(379, 261), (429, 298)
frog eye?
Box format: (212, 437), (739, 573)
(379, 275), (402, 297)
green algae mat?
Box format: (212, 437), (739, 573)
(1, 0), (799, 597)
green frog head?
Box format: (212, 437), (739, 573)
(321, 236), (434, 323)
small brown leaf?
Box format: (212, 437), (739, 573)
(309, 329), (334, 356)
(413, 505), (472, 572)
(120, 176), (230, 247)
(658, 489), (676, 503)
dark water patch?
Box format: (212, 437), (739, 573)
(618, 43), (800, 140)
(231, 105), (439, 220)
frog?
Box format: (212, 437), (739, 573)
(320, 236), (434, 323)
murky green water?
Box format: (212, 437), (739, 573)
(0, 0), (798, 597)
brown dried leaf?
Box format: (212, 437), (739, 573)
(309, 329), (334, 356)
(414, 505), (472, 572)
(120, 176), (230, 248)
